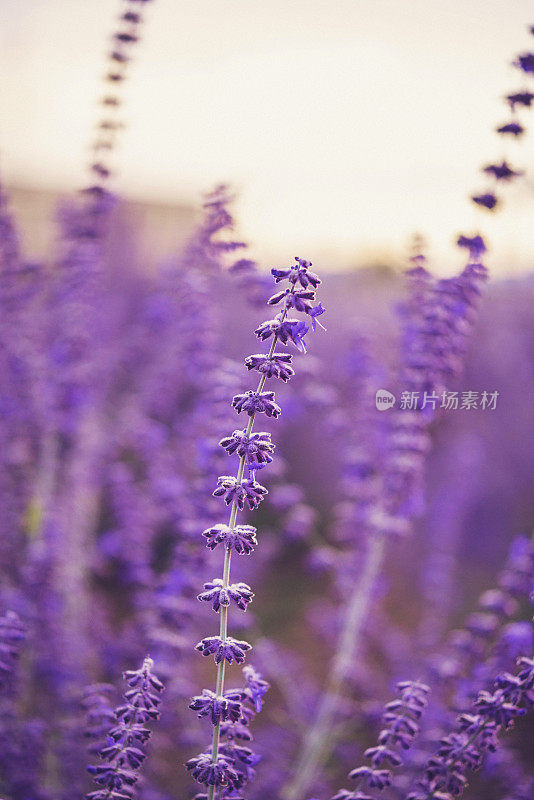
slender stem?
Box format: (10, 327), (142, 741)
(281, 534), (387, 800)
(207, 299), (293, 800)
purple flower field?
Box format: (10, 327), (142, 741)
(1, 3), (533, 800)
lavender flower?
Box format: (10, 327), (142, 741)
(186, 752), (239, 789)
(471, 192), (498, 210)
(197, 579), (254, 612)
(255, 315), (310, 352)
(245, 352), (295, 382)
(86, 656), (163, 800)
(272, 257), (321, 288)
(242, 665), (269, 713)
(496, 121), (524, 136)
(219, 430), (275, 464)
(187, 257), (324, 800)
(202, 523), (258, 554)
(482, 161), (523, 182)
(332, 681), (429, 800)
(189, 689), (244, 724)
(408, 657), (534, 799)
(195, 636), (252, 664)
(213, 476), (268, 510)
(505, 90), (534, 109)
(456, 234), (486, 259)
(513, 52), (534, 74)
(231, 390), (282, 418)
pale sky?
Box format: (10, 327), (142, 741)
(1, 0), (534, 274)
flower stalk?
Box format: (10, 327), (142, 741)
(186, 258), (325, 799)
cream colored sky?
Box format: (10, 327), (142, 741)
(1, 0), (534, 274)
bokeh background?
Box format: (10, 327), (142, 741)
(1, 3), (534, 799)
(3, 0), (534, 272)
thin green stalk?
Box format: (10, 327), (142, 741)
(281, 534), (387, 800)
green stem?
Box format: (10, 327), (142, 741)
(281, 534), (387, 800)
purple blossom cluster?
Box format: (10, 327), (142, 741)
(186, 257), (325, 798)
(408, 657), (534, 800)
(86, 657), (164, 800)
(332, 681), (430, 800)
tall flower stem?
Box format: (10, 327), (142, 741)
(207, 313), (289, 800)
(282, 534), (386, 800)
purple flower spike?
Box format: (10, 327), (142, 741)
(332, 680), (429, 800)
(232, 390), (281, 418)
(198, 578), (254, 612)
(471, 192), (498, 210)
(195, 636), (252, 664)
(213, 476), (268, 510)
(219, 430), (275, 464)
(245, 352), (294, 382)
(189, 688), (244, 725)
(186, 752), (239, 788)
(86, 657), (163, 800)
(202, 523), (258, 554)
(242, 665), (270, 712)
(189, 255), (322, 799)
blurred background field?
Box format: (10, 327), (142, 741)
(1, 3), (534, 799)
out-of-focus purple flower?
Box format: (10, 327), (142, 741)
(506, 90), (534, 109)
(456, 234), (486, 259)
(409, 656), (534, 800)
(213, 476), (268, 510)
(197, 579), (254, 612)
(86, 657), (163, 800)
(202, 523), (258, 554)
(0, 611), (25, 687)
(332, 681), (429, 800)
(513, 52), (534, 73)
(242, 665), (269, 713)
(195, 636), (252, 664)
(231, 390), (281, 418)
(482, 161), (523, 181)
(82, 683), (116, 755)
(471, 192), (498, 210)
(496, 120), (524, 136)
